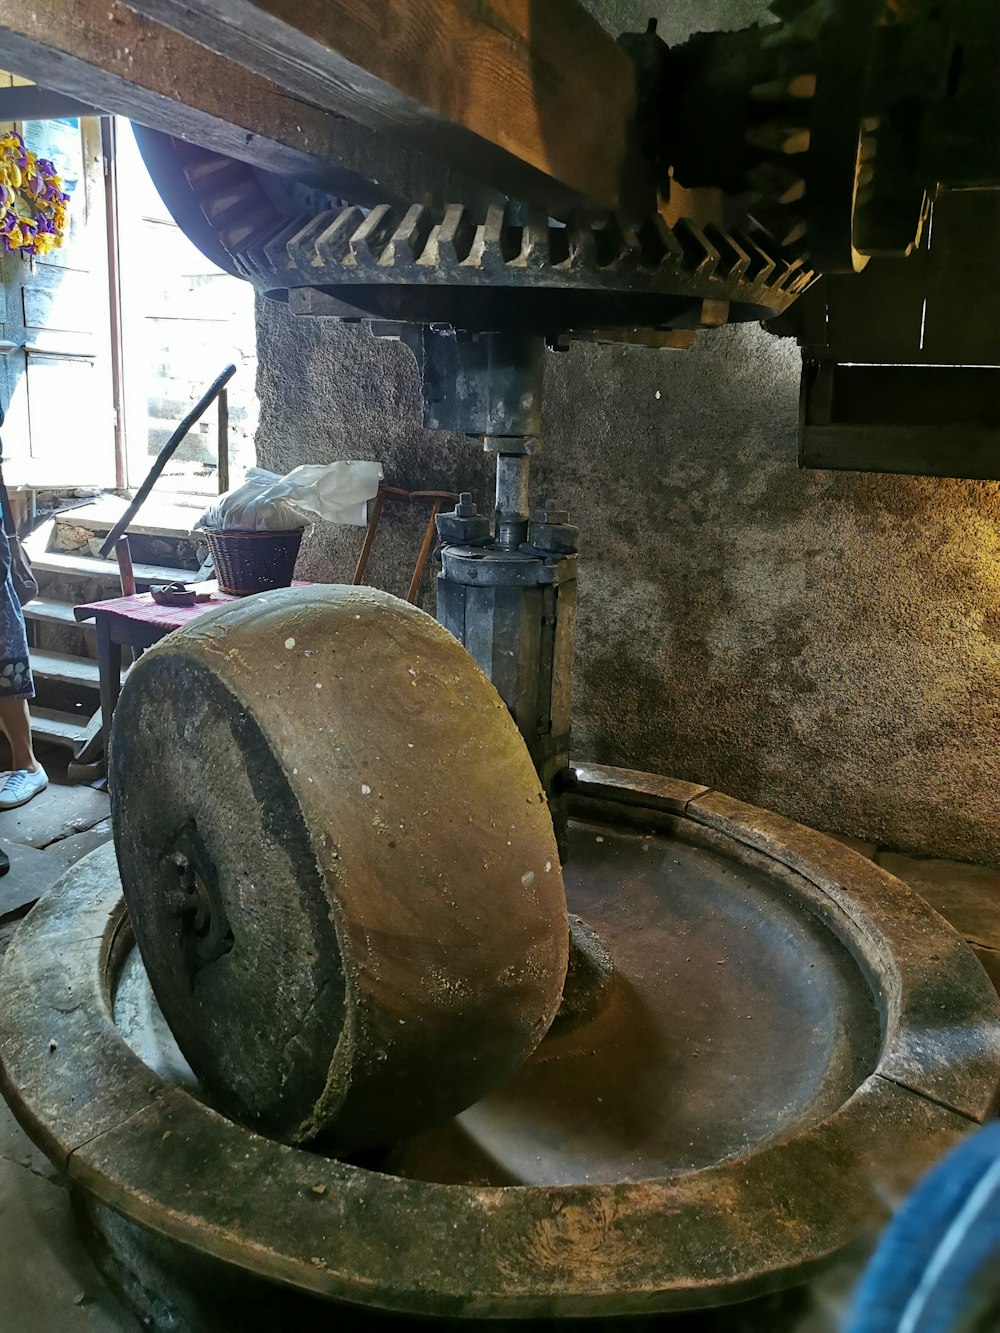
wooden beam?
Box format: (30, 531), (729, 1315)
(122, 0), (649, 215)
(0, 86), (100, 120)
(0, 0), (499, 210)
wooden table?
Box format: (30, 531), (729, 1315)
(74, 582), (309, 762)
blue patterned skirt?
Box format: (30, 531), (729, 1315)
(0, 531), (34, 701)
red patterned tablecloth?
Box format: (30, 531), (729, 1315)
(74, 580), (311, 632)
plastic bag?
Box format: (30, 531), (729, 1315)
(199, 461), (383, 531)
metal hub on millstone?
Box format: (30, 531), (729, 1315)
(2, 768), (998, 1324)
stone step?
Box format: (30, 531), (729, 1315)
(23, 596), (81, 628)
(56, 494), (206, 539)
(26, 539), (192, 589)
(29, 706), (91, 750)
(20, 522), (188, 764)
(29, 649), (112, 691)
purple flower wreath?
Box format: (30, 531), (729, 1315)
(0, 132), (70, 258)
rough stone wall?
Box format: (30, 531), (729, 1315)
(255, 298), (1000, 867)
(254, 306), (492, 601)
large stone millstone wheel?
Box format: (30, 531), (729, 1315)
(109, 585), (568, 1151)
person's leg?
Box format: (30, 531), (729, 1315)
(0, 539), (46, 810)
(0, 696), (37, 771)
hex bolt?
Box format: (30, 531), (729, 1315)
(436, 492), (492, 546)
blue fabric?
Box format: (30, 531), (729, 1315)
(0, 529), (34, 701)
(847, 1120), (1000, 1333)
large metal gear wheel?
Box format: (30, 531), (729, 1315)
(137, 129), (814, 338)
(238, 199), (815, 334)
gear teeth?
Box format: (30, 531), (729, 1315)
(182, 156), (245, 195)
(615, 217), (652, 269)
(286, 210), (340, 269)
(655, 216), (687, 268)
(178, 146), (300, 269)
(632, 216), (666, 267)
(350, 204), (401, 269)
(742, 0), (818, 261)
(422, 204), (475, 269)
(381, 204), (435, 268)
(184, 157), (276, 253)
(672, 219), (718, 277)
(242, 218), (300, 283)
(520, 208), (551, 271)
(788, 72), (818, 99)
(477, 203), (503, 268)
(748, 199), (808, 249)
(750, 0), (898, 271)
(260, 216), (311, 273)
(310, 206), (367, 268)
(477, 204), (524, 271)
(746, 122), (811, 154)
(750, 73), (817, 100)
(784, 263), (817, 296)
(703, 226), (751, 280)
(774, 254), (810, 292)
(217, 207), (283, 253)
(565, 212), (597, 269)
(733, 230), (778, 284)
(227, 193), (803, 319)
(181, 155), (285, 251)
(592, 215), (631, 267)
(748, 161), (807, 205)
(197, 188), (252, 225)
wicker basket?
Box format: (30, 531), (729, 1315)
(204, 527), (304, 596)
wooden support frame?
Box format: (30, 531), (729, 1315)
(0, 87), (99, 120)
(354, 486), (458, 604)
(0, 0), (499, 210)
(101, 117), (128, 493)
(798, 361), (1000, 480)
(123, 0), (648, 215)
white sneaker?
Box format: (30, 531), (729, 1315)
(0, 767), (48, 811)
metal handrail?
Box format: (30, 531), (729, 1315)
(98, 362), (236, 558)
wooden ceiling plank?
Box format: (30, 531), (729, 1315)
(122, 0), (649, 215)
(1, 0), (499, 211)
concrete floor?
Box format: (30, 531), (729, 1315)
(0, 756), (996, 1331)
(0, 746), (135, 1331)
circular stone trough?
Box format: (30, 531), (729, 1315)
(1, 766), (998, 1322)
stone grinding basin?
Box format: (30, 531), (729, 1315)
(2, 765), (999, 1320)
(119, 814), (880, 1188)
